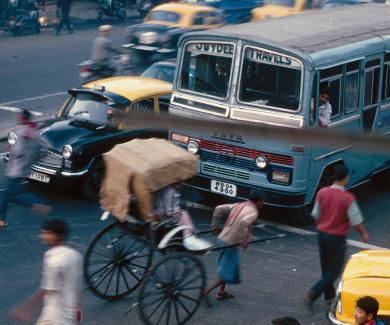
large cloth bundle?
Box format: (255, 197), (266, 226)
(100, 138), (198, 222)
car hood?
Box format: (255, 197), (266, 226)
(38, 118), (111, 152)
(342, 250), (390, 281)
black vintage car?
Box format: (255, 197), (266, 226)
(123, 2), (223, 59)
(7, 76), (172, 200)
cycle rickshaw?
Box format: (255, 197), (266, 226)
(84, 138), (284, 325)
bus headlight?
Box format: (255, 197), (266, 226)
(272, 170), (291, 184)
(7, 131), (17, 145)
(255, 155), (268, 169)
(62, 145), (73, 160)
(187, 141), (199, 154)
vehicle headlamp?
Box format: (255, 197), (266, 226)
(272, 170), (290, 184)
(187, 140), (199, 154)
(159, 33), (171, 44)
(7, 131), (17, 145)
(255, 155), (268, 169)
(62, 145), (73, 159)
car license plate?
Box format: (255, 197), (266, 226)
(28, 171), (50, 183)
(210, 180), (237, 197)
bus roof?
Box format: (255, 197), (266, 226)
(183, 4), (390, 65)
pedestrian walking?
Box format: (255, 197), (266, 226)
(354, 296), (384, 325)
(204, 189), (264, 301)
(11, 219), (83, 325)
(55, 0), (73, 35)
(0, 110), (50, 229)
(304, 164), (369, 308)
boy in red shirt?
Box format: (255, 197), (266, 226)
(304, 164), (369, 307)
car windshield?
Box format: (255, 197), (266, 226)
(267, 0), (295, 7)
(141, 64), (175, 83)
(147, 11), (181, 23)
(238, 47), (302, 111)
(64, 93), (118, 124)
(179, 42), (234, 98)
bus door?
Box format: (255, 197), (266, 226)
(308, 60), (370, 201)
(372, 53), (390, 171)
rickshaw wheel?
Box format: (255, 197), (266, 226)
(138, 253), (206, 325)
(84, 223), (153, 301)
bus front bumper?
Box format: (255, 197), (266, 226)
(185, 175), (306, 208)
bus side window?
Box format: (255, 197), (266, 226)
(320, 65), (342, 119)
(344, 61), (360, 114)
(363, 59), (381, 131)
(382, 53), (390, 102)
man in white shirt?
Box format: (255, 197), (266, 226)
(11, 219), (83, 325)
(318, 86), (332, 127)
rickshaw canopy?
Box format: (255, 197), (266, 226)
(100, 138), (198, 222)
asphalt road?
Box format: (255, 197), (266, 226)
(0, 25), (389, 325)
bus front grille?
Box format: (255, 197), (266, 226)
(202, 163), (250, 180)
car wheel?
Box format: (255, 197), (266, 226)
(82, 160), (105, 201)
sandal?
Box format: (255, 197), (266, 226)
(0, 220), (8, 229)
(216, 292), (234, 300)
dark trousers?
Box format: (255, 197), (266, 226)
(0, 177), (38, 220)
(310, 232), (346, 301)
(56, 7), (72, 32)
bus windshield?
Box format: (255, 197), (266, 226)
(238, 47), (302, 111)
(179, 42), (234, 99)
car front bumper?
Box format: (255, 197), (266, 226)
(30, 164), (89, 178)
(328, 311), (352, 325)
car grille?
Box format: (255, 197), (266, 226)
(203, 163), (250, 180)
(35, 149), (63, 168)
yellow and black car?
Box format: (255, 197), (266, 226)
(7, 76), (172, 200)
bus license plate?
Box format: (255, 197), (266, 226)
(28, 171), (50, 183)
(210, 180), (237, 197)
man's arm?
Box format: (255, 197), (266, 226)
(10, 289), (46, 321)
(311, 199), (320, 221)
(211, 204), (234, 229)
(348, 200), (369, 243)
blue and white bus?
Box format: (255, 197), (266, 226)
(169, 4), (390, 223)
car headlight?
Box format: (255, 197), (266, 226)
(187, 140), (199, 154)
(336, 281), (343, 314)
(255, 155), (268, 169)
(272, 170), (291, 184)
(62, 145), (73, 159)
(7, 131), (17, 145)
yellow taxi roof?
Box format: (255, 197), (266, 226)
(152, 2), (217, 15)
(83, 76), (172, 101)
(342, 250), (390, 281)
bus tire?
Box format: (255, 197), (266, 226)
(372, 169), (390, 191)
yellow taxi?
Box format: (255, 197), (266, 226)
(125, 3), (224, 54)
(16, 76), (172, 200)
(329, 250), (390, 324)
(251, 0), (312, 21)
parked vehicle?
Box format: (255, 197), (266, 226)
(251, 0), (313, 21)
(186, 0), (264, 24)
(123, 2), (224, 61)
(78, 54), (131, 83)
(6, 76), (172, 200)
(141, 59), (176, 83)
(168, 4), (390, 224)
(5, 0), (41, 36)
(328, 250), (390, 324)
(97, 0), (127, 21)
